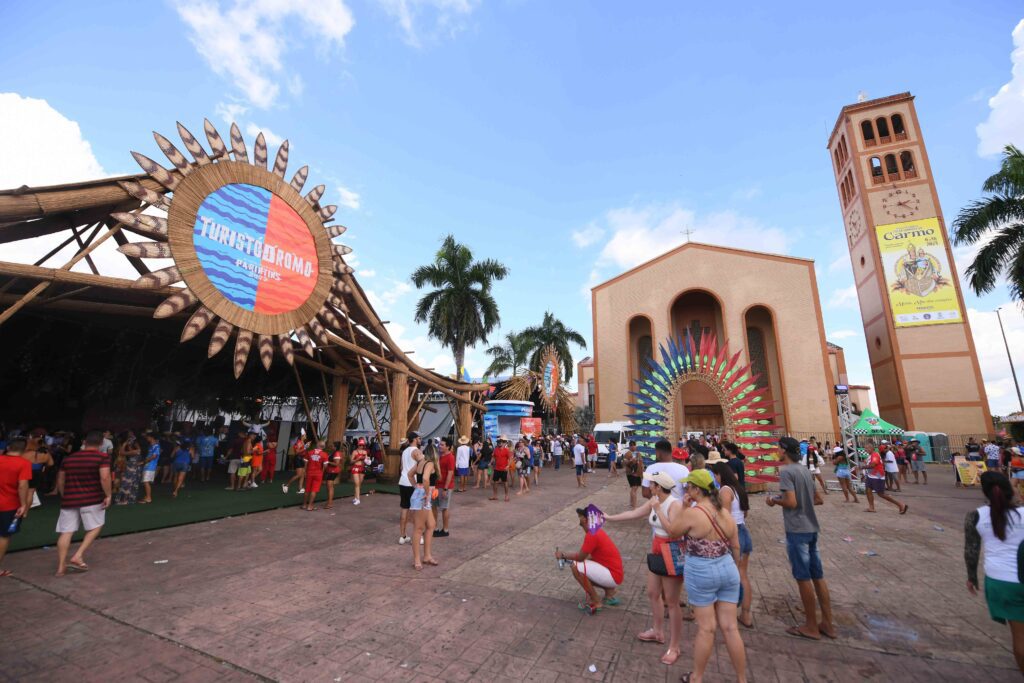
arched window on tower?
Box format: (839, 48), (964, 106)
(840, 182), (848, 207)
(861, 120), (876, 146)
(884, 154), (900, 181)
(834, 148), (843, 174)
(900, 150), (917, 179)
(870, 156), (884, 185)
(891, 114), (906, 140)
(841, 134), (849, 161)
(876, 117), (891, 143)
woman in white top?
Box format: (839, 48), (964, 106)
(712, 461), (754, 629)
(965, 471), (1024, 674)
(606, 470), (686, 665)
(801, 443), (828, 495)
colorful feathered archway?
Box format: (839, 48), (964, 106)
(627, 330), (782, 481)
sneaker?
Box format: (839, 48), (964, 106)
(438, 530), (450, 537)
(298, 488), (305, 494)
(252, 482), (259, 488)
(353, 499), (361, 505)
(281, 485), (288, 494)
(398, 536), (410, 545)
(432, 530), (442, 538)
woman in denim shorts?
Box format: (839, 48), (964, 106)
(711, 461), (754, 629)
(654, 469), (746, 683)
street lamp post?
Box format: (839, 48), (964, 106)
(996, 307), (1024, 414)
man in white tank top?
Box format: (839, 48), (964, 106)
(398, 432), (422, 545)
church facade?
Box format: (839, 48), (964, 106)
(590, 243), (841, 438)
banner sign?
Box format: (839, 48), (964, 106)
(483, 413), (500, 441)
(953, 455), (986, 486)
(875, 217), (962, 328)
(520, 417), (543, 438)
(194, 183), (318, 315)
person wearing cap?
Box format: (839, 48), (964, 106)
(605, 468), (686, 665)
(397, 432), (423, 545)
(907, 438), (928, 485)
(831, 446), (859, 504)
(767, 436), (835, 641)
(672, 440), (688, 463)
(350, 437), (368, 505)
(655, 468), (747, 681)
(556, 507), (624, 615)
(455, 435), (472, 493)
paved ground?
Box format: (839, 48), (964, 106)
(1, 464), (1020, 682)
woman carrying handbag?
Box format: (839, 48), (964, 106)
(605, 470), (686, 665)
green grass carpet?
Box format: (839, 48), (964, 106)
(11, 476), (397, 552)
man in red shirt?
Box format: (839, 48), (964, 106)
(0, 437), (32, 577)
(302, 440), (328, 511)
(490, 438), (512, 502)
(556, 508), (624, 614)
(433, 437), (456, 537)
(864, 442), (907, 515)
(55, 431), (112, 577)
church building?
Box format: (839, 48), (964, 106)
(589, 242), (842, 438)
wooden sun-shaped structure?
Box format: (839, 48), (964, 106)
(538, 344), (561, 413)
(114, 119), (353, 378)
(0, 117), (490, 461)
(628, 330), (782, 480)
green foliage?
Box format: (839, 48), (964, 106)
(411, 234), (508, 374)
(484, 330), (532, 378)
(953, 145), (1024, 301)
(521, 310), (587, 382)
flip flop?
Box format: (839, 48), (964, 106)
(660, 649), (680, 665)
(900, 504), (909, 515)
(0, 569), (12, 578)
(68, 561), (89, 572)
(603, 597), (621, 606)
(738, 616), (754, 629)
(786, 626), (820, 641)
(818, 624), (838, 640)
(637, 629), (664, 644)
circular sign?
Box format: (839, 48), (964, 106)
(166, 161), (333, 336)
(193, 183), (318, 314)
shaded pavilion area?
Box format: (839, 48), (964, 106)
(0, 172), (489, 473)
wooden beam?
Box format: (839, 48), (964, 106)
(294, 354), (342, 376)
(325, 330), (486, 410)
(0, 260), (176, 295)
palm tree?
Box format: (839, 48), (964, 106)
(411, 234), (509, 375)
(483, 330), (532, 378)
(521, 310), (587, 382)
(953, 144), (1024, 300)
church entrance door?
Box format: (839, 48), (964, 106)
(673, 380), (725, 439)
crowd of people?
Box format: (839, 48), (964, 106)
(5, 420), (1024, 678)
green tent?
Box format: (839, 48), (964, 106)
(850, 409), (905, 437)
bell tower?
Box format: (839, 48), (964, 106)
(827, 93), (991, 435)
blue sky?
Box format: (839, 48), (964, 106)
(2, 1), (1024, 415)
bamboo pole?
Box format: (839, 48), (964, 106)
(0, 219), (128, 327)
(345, 316), (384, 451)
(291, 361), (318, 441)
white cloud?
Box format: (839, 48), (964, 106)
(215, 101), (249, 125)
(828, 329), (858, 340)
(0, 93), (105, 188)
(977, 19), (1024, 156)
(571, 224), (605, 248)
(828, 284), (859, 309)
(338, 186), (361, 210)
(366, 279), (412, 312)
(730, 183), (762, 202)
(359, 268), (377, 278)
(591, 203), (789, 273)
(245, 123), (284, 148)
(174, 0), (354, 109)
(828, 253), (852, 274)
(375, 0), (479, 47)
(968, 306), (1024, 416)
(0, 94), (148, 279)
(384, 320), (488, 378)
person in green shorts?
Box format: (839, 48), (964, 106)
(965, 471), (1024, 674)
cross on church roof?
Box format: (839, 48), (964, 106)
(681, 228), (696, 243)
